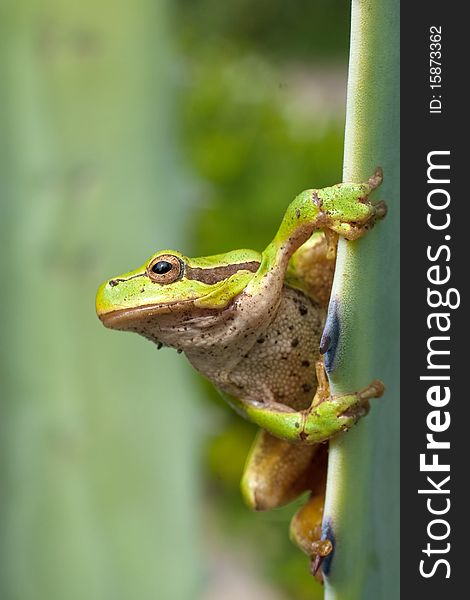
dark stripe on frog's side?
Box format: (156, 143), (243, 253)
(185, 261), (260, 285)
(109, 272), (145, 287)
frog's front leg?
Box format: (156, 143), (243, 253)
(226, 361), (384, 444)
(273, 167), (385, 265)
(244, 169), (386, 309)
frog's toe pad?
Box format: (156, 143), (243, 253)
(359, 379), (385, 401)
(373, 200), (388, 220)
(309, 539), (333, 583)
(368, 166), (383, 189)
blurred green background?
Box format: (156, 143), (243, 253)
(1, 1), (350, 598)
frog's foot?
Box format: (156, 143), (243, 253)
(331, 199), (387, 241)
(290, 492), (333, 584)
(296, 379), (384, 443)
(367, 166), (384, 190)
(229, 376), (384, 444)
(311, 167), (387, 241)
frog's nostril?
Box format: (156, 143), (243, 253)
(109, 279), (119, 288)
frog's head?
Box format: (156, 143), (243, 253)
(96, 248), (261, 336)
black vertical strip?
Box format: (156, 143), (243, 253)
(401, 4), (466, 596)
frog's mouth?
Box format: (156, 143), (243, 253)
(97, 300), (197, 331)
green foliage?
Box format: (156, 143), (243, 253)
(176, 0), (350, 60)
(181, 45), (346, 256)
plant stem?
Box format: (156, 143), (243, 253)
(323, 0), (399, 598)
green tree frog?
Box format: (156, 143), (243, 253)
(96, 169), (386, 579)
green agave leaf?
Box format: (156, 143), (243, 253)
(0, 2), (202, 599)
(323, 1), (400, 598)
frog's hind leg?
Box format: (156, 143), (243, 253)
(229, 360), (383, 444)
(241, 430), (317, 510)
(284, 439), (330, 582)
(242, 430), (330, 581)
(290, 487), (332, 583)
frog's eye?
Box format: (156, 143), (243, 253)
(147, 254), (183, 284)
